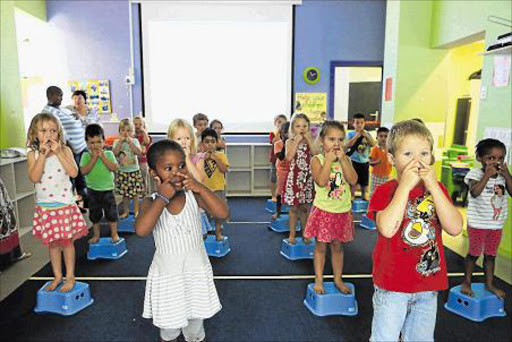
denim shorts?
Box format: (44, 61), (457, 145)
(88, 189), (119, 223)
(370, 285), (438, 342)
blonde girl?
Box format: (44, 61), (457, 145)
(113, 119), (144, 218)
(283, 113), (317, 244)
(303, 121), (357, 294)
(167, 119), (207, 182)
(27, 113), (88, 292)
(133, 115), (153, 194)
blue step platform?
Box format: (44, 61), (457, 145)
(204, 235), (231, 257)
(87, 237), (128, 260)
(351, 199), (368, 213)
(34, 281), (94, 316)
(444, 283), (506, 322)
(280, 237), (315, 260)
(118, 215), (136, 233)
(264, 199), (290, 214)
(304, 282), (358, 316)
(201, 211), (215, 234)
(360, 214), (376, 230)
(268, 214), (301, 233)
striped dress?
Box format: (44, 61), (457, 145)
(143, 190), (221, 329)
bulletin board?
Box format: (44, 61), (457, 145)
(68, 79), (112, 114)
(294, 92), (327, 123)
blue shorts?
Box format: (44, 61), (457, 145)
(370, 285), (438, 342)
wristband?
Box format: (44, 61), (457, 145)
(154, 193), (170, 204)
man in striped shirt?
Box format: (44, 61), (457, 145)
(42, 86), (89, 211)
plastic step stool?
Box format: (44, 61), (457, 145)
(87, 237), (128, 260)
(200, 211), (215, 233)
(304, 282), (358, 316)
(351, 199), (368, 213)
(128, 199), (142, 215)
(360, 214), (376, 230)
(265, 199), (290, 214)
(204, 235), (231, 257)
(34, 281), (94, 316)
(118, 215), (136, 233)
(444, 283), (506, 322)
(268, 214), (301, 233)
(280, 237), (315, 260)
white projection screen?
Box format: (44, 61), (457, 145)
(141, 1), (296, 133)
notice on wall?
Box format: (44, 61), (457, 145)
(68, 79), (112, 114)
(294, 92), (327, 123)
(385, 77), (392, 101)
(484, 127), (512, 165)
(493, 55), (511, 87)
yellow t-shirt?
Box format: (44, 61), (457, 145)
(203, 152), (229, 192)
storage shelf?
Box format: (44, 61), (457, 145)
(479, 45), (511, 55)
(15, 191), (35, 201)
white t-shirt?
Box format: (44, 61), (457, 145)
(464, 168), (508, 229)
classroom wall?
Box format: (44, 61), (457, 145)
(0, 0), (47, 149)
(293, 0), (386, 104)
(46, 0), (131, 118)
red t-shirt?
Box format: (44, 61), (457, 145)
(136, 134), (152, 164)
(367, 180), (450, 293)
(269, 132), (277, 163)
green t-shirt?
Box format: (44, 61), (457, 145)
(312, 154), (352, 213)
(80, 150), (117, 191)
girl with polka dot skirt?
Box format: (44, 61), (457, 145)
(27, 113), (88, 292)
(303, 121), (358, 295)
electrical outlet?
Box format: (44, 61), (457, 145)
(480, 86), (487, 99)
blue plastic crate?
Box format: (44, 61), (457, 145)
(87, 237), (128, 260)
(118, 215), (136, 233)
(360, 214), (376, 230)
(268, 214), (301, 233)
(204, 235), (231, 257)
(304, 282), (358, 316)
(444, 283), (506, 322)
(264, 199), (290, 214)
(351, 199), (368, 213)
(280, 237), (315, 260)
(34, 281), (94, 316)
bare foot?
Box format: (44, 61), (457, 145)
(288, 237), (296, 245)
(486, 284), (506, 299)
(134, 211), (139, 218)
(119, 213), (129, 219)
(216, 234), (224, 241)
(271, 213), (280, 220)
(88, 235), (100, 244)
(111, 234), (120, 243)
(271, 196), (277, 202)
(313, 281), (326, 294)
(303, 237), (311, 245)
(460, 281), (474, 297)
(45, 277), (63, 291)
(334, 279), (352, 294)
(59, 277), (75, 292)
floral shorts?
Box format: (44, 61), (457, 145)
(116, 170), (145, 198)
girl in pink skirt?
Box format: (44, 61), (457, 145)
(27, 113), (88, 292)
(304, 121), (358, 295)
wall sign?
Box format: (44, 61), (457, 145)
(303, 67), (320, 85)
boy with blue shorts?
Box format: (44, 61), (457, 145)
(367, 120), (462, 341)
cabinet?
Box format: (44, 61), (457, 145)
(226, 143), (272, 196)
(0, 157), (35, 237)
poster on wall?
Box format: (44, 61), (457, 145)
(68, 79), (112, 114)
(493, 55), (511, 87)
(484, 127), (512, 165)
(294, 92), (327, 123)
(385, 77), (392, 101)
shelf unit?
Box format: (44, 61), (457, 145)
(479, 45), (511, 55)
(225, 143), (272, 197)
(0, 156), (35, 237)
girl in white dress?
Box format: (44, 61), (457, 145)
(135, 139), (228, 342)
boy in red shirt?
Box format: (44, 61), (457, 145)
(367, 120), (462, 342)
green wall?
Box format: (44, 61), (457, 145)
(0, 0), (46, 149)
(383, 0), (511, 259)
